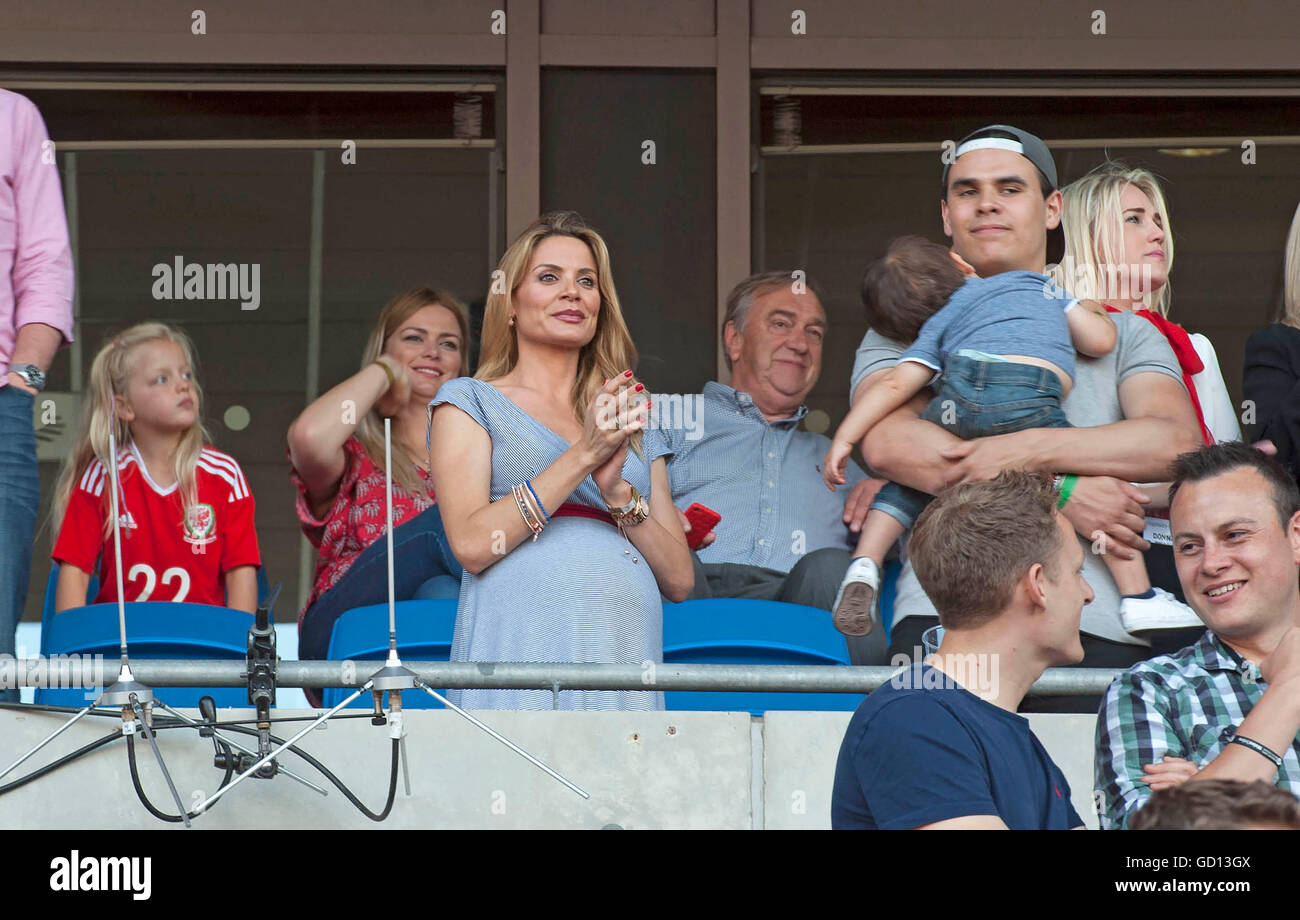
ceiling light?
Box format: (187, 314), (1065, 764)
(1157, 147), (1231, 158)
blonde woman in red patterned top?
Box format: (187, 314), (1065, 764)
(287, 288), (469, 689)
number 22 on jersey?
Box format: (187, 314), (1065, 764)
(126, 563), (192, 602)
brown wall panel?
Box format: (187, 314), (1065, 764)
(0, 0), (506, 65)
(318, 149), (493, 323)
(540, 68), (717, 395)
(541, 0), (715, 35)
(750, 0), (1300, 69)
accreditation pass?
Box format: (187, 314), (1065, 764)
(1143, 515), (1172, 547)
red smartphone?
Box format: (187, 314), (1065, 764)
(684, 503), (722, 550)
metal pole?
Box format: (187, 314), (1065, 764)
(62, 150), (81, 391)
(9, 659), (1123, 696)
(105, 420), (129, 670)
(0, 701), (99, 782)
(385, 418), (396, 652)
(297, 149), (327, 614)
(415, 680), (588, 799)
(130, 694), (190, 828)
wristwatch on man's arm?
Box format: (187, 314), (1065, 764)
(8, 363), (46, 392)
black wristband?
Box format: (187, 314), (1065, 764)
(1223, 729), (1284, 769)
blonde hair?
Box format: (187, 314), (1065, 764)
(1058, 160), (1174, 317)
(476, 210), (641, 451)
(358, 287), (471, 495)
(53, 323), (210, 537)
(1282, 201), (1300, 329)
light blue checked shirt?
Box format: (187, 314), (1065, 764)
(1095, 630), (1300, 829)
(662, 381), (866, 573)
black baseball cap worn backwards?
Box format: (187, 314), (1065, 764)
(941, 124), (1064, 265)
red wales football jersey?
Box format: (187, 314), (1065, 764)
(52, 443), (261, 606)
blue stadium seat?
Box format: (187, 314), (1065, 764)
(35, 602), (254, 708)
(40, 563), (98, 654)
(662, 598), (865, 715)
(41, 563), (270, 654)
(322, 600), (458, 709)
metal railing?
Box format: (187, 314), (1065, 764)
(6, 659), (1121, 696)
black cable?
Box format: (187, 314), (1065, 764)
(0, 701), (125, 718)
(215, 724), (401, 822)
(0, 729), (121, 796)
(3, 705), (401, 822)
(0, 718), (219, 800)
(125, 731), (235, 823)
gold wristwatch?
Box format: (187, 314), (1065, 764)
(607, 484), (650, 526)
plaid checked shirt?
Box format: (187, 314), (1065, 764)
(1094, 630), (1300, 829)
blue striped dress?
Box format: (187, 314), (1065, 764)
(430, 377), (669, 710)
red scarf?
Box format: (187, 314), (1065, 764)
(1104, 305), (1213, 445)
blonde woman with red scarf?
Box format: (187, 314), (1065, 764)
(1058, 160), (1239, 656)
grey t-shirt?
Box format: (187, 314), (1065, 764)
(850, 310), (1186, 646)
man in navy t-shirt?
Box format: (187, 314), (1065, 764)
(832, 470), (1090, 829)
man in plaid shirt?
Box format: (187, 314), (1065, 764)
(1096, 442), (1300, 829)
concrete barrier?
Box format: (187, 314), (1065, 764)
(0, 708), (1099, 829)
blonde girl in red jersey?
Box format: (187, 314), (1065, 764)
(51, 323), (260, 612)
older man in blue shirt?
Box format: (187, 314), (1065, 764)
(663, 271), (886, 664)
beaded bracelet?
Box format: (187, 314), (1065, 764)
(524, 480), (551, 522)
(519, 481), (547, 529)
(517, 487), (544, 539)
(512, 484), (544, 541)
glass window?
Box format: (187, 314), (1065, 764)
(24, 85), (501, 619)
(757, 91), (1299, 437)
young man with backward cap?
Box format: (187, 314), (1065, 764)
(842, 125), (1202, 711)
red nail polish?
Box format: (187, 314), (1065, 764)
(635, 383), (644, 392)
(624, 370), (633, 377)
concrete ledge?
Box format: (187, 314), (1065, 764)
(0, 708), (1098, 829)
(0, 709), (752, 830)
(761, 712), (1099, 829)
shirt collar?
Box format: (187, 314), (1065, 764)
(1191, 630), (1261, 681)
(127, 441), (179, 497)
(703, 380), (808, 425)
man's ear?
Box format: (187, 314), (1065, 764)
(1044, 188), (1064, 231)
(1287, 509), (1300, 565)
(1024, 561), (1049, 611)
(940, 198), (953, 239)
(723, 320), (742, 366)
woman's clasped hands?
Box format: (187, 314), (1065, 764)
(581, 370), (651, 501)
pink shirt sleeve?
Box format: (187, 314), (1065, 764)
(287, 437), (371, 547)
(0, 90), (75, 379)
